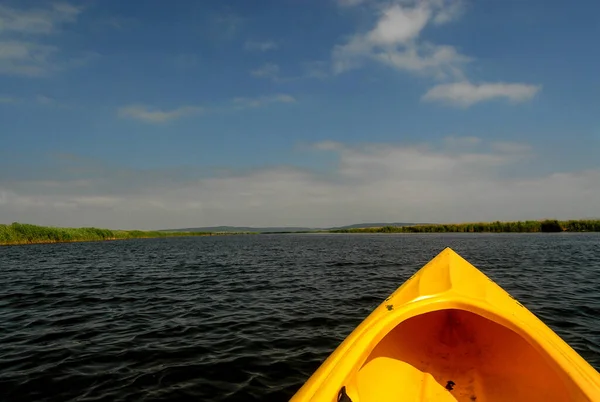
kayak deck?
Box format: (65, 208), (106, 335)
(291, 247), (600, 402)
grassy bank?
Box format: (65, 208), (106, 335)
(327, 219), (600, 234)
(0, 223), (253, 246)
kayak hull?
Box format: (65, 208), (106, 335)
(291, 247), (600, 402)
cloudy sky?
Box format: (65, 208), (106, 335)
(1, 0), (599, 230)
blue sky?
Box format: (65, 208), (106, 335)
(1, 0), (599, 229)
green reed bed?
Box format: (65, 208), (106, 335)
(0, 223), (249, 246)
(328, 220), (600, 234)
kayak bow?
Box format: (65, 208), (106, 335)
(291, 247), (600, 402)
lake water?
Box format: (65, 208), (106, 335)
(1, 233), (599, 401)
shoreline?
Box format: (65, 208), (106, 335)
(0, 233), (253, 247)
(2, 219), (599, 246)
(0, 234), (223, 247)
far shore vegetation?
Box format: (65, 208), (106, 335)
(325, 219), (600, 234)
(1, 219), (599, 246)
(0, 223), (255, 246)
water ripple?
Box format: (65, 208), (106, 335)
(0, 233), (599, 401)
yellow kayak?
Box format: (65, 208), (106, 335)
(291, 247), (600, 401)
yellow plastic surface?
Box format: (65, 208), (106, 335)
(290, 247), (600, 402)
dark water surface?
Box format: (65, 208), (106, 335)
(1, 234), (599, 401)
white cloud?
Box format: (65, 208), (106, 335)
(491, 141), (532, 154)
(244, 40), (278, 52)
(249, 60), (330, 82)
(368, 4), (431, 45)
(0, 3), (81, 34)
(251, 61), (330, 82)
(333, 0), (540, 104)
(430, 0), (465, 24)
(232, 94), (296, 109)
(0, 40), (58, 76)
(422, 81), (542, 107)
(332, 1), (470, 78)
(118, 94), (295, 122)
(370, 42), (471, 79)
(0, 3), (90, 76)
(2, 139), (598, 229)
(118, 104), (206, 123)
(250, 63), (280, 78)
(70, 196), (120, 208)
(337, 0), (369, 6)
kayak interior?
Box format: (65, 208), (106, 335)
(351, 308), (581, 401)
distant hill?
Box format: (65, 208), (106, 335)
(160, 223), (419, 233)
(161, 226), (314, 233)
(326, 222), (417, 230)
